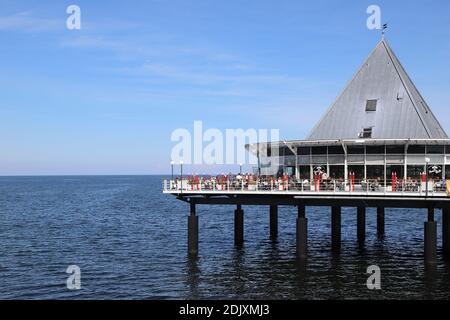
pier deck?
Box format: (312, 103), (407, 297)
(163, 179), (450, 263)
(163, 179), (450, 207)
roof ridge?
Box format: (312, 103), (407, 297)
(306, 40), (385, 140)
(306, 38), (447, 140)
(381, 38), (448, 138)
(380, 39), (432, 138)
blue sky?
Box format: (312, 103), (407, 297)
(1, 0), (450, 175)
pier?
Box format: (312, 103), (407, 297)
(164, 179), (450, 264)
(164, 37), (450, 265)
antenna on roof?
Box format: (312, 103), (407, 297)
(381, 23), (388, 38)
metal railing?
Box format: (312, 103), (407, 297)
(163, 177), (448, 196)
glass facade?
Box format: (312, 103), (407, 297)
(386, 165), (404, 179)
(407, 165), (424, 179)
(329, 165), (344, 179)
(348, 165), (364, 180)
(367, 165), (384, 180)
(271, 144), (449, 182)
(298, 165), (310, 180)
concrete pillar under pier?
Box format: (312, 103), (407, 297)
(443, 207), (450, 257)
(188, 202), (198, 257)
(331, 206), (341, 252)
(357, 207), (366, 245)
(297, 205), (307, 259)
(377, 207), (385, 236)
(234, 205), (244, 247)
(425, 207), (437, 264)
(269, 205), (278, 239)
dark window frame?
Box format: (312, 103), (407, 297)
(365, 99), (377, 112)
(328, 146), (345, 154)
(359, 127), (373, 138)
(311, 146), (327, 155)
(366, 145), (385, 154)
(348, 146), (365, 154)
(426, 145), (445, 154)
(297, 147), (311, 155)
(407, 145), (426, 154)
(386, 145), (405, 154)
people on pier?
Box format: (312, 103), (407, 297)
(169, 170), (444, 193)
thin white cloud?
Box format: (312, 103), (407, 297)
(61, 36), (123, 49)
(60, 34), (245, 63)
(120, 62), (305, 86)
(0, 11), (60, 32)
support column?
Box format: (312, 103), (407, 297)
(443, 207), (450, 257)
(234, 205), (244, 247)
(270, 205), (278, 239)
(297, 205), (307, 259)
(377, 207), (385, 236)
(357, 207), (366, 245)
(188, 202), (198, 256)
(425, 207), (437, 264)
(331, 206), (341, 252)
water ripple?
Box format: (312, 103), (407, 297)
(1, 176), (450, 299)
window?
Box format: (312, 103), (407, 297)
(297, 147), (311, 155)
(426, 145), (445, 154)
(348, 146), (365, 154)
(407, 145), (425, 154)
(386, 145), (405, 154)
(299, 166), (311, 180)
(328, 146), (345, 154)
(311, 146), (327, 155)
(284, 166), (295, 177)
(279, 146), (294, 156)
(348, 165), (364, 179)
(367, 165), (384, 180)
(407, 165), (425, 179)
(365, 99), (377, 111)
(359, 127), (372, 138)
(366, 145), (385, 154)
(387, 165), (404, 179)
(329, 165), (344, 179)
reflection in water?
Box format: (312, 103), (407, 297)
(424, 262), (438, 299)
(294, 257), (308, 295)
(185, 257), (201, 299)
(230, 248), (248, 296)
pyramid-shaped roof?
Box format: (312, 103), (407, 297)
(307, 38), (447, 140)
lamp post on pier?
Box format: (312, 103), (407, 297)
(425, 157), (430, 197)
(180, 159), (184, 195)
